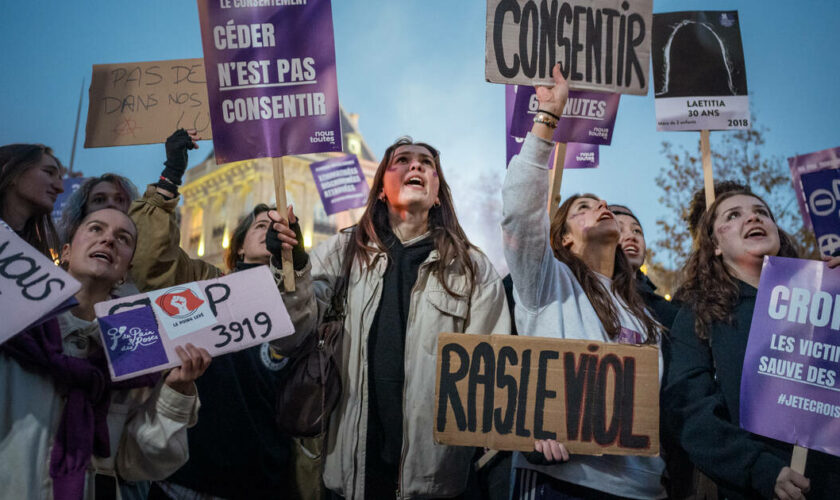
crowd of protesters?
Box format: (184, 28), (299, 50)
(4, 66), (840, 500)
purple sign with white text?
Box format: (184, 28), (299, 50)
(99, 306), (169, 378)
(800, 169), (840, 257)
(509, 86), (620, 145)
(564, 143), (599, 169)
(310, 154), (369, 215)
(197, 0), (342, 164)
(740, 256), (840, 457)
(788, 147), (840, 231)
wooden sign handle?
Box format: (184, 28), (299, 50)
(272, 157), (296, 292)
(700, 130), (715, 207)
(548, 142), (567, 219)
(791, 444), (808, 474)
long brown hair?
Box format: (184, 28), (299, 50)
(679, 190), (798, 339)
(550, 194), (660, 343)
(348, 137), (478, 298)
(0, 144), (62, 257)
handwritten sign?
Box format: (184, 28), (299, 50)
(741, 256), (840, 457)
(652, 11), (750, 131)
(486, 0), (652, 95)
(800, 169), (840, 257)
(85, 59), (212, 148)
(310, 154), (369, 215)
(434, 333), (659, 455)
(94, 266), (294, 381)
(197, 0), (342, 164)
(0, 226), (81, 344)
(508, 86), (620, 145)
(789, 146), (840, 231)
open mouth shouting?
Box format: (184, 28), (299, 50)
(89, 249), (114, 264)
(743, 226), (768, 240)
(404, 175), (426, 189)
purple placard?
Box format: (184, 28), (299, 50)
(565, 143), (599, 169)
(740, 256), (840, 457)
(508, 86), (620, 145)
(310, 154), (369, 215)
(98, 306), (169, 377)
(789, 147), (840, 231)
(505, 85), (555, 167)
(800, 169), (840, 257)
(197, 0), (342, 164)
(51, 177), (87, 223)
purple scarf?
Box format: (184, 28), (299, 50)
(3, 318), (159, 500)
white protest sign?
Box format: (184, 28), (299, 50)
(0, 225), (81, 343)
(486, 0), (653, 95)
(94, 266), (294, 381)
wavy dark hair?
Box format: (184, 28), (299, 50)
(679, 190), (798, 339)
(550, 194), (661, 343)
(224, 203), (273, 272)
(0, 144), (62, 257)
(347, 137), (478, 298)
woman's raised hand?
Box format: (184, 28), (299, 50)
(535, 63), (570, 117)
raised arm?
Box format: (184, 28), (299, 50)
(129, 130), (221, 292)
(501, 64), (569, 311)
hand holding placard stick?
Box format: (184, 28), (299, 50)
(272, 158), (296, 292)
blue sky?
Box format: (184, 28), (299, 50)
(1, 1), (838, 271)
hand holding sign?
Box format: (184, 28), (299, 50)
(534, 64), (570, 120)
(164, 343), (211, 395)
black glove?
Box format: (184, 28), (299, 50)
(267, 219), (309, 271)
(160, 129), (196, 186)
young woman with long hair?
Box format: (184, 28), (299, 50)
(268, 137), (510, 498)
(664, 190), (840, 499)
(501, 65), (665, 499)
(0, 143), (64, 255)
(0, 208), (209, 499)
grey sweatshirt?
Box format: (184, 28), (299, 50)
(502, 133), (666, 499)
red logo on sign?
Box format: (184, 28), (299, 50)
(155, 289), (205, 317)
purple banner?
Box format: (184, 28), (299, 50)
(51, 177), (87, 223)
(564, 143), (599, 169)
(197, 0), (342, 164)
(99, 306), (169, 378)
(800, 169), (840, 257)
(741, 256), (840, 457)
(508, 86), (620, 145)
(310, 154), (369, 215)
(789, 147), (840, 231)
(505, 85), (555, 167)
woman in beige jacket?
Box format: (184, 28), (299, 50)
(268, 137), (511, 499)
(0, 208), (209, 500)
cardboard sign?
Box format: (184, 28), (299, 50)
(652, 11), (750, 131)
(0, 226), (81, 344)
(51, 177), (88, 223)
(434, 333), (659, 455)
(310, 154), (369, 215)
(486, 0), (652, 96)
(741, 256), (840, 457)
(85, 59), (212, 148)
(800, 169), (840, 257)
(509, 86), (620, 145)
(789, 147), (840, 231)
(197, 0), (342, 164)
(94, 266), (294, 381)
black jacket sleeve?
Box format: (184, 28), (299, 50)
(662, 306), (785, 498)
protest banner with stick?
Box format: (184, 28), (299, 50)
(196, 0), (343, 291)
(701, 129), (715, 207)
(548, 142), (566, 218)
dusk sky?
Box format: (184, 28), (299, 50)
(1, 0), (838, 271)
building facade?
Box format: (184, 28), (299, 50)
(179, 109), (378, 269)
